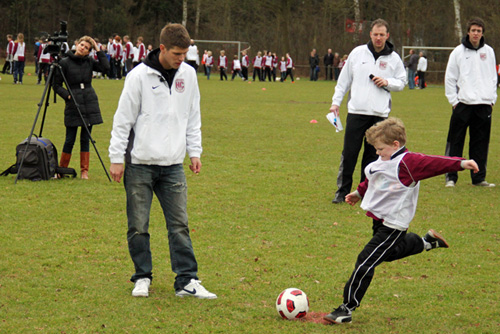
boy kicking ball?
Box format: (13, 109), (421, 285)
(324, 118), (479, 324)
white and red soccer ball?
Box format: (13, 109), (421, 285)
(276, 288), (309, 320)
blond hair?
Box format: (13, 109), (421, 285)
(366, 117), (407, 146)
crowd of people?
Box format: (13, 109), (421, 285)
(1, 33), (155, 83)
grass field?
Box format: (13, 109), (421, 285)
(0, 67), (499, 333)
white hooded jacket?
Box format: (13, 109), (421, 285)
(445, 37), (497, 107)
(109, 57), (202, 166)
(332, 43), (406, 117)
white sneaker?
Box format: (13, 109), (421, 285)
(175, 279), (217, 299)
(445, 180), (455, 188)
(132, 278), (150, 297)
(473, 181), (496, 187)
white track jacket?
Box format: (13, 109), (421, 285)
(332, 44), (406, 117)
(445, 42), (497, 107)
(109, 62), (202, 166)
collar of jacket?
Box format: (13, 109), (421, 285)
(461, 35), (485, 50)
(367, 40), (394, 59)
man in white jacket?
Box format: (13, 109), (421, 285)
(444, 17), (497, 188)
(109, 24), (217, 299)
(330, 18), (406, 203)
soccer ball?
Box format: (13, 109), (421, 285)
(276, 288), (309, 320)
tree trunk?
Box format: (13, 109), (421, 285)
(195, 0), (201, 37)
(182, 0), (188, 27)
(453, 0), (463, 42)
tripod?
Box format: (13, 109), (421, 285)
(15, 58), (111, 183)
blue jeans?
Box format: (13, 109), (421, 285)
(13, 61), (25, 83)
(124, 163), (198, 290)
(408, 69), (416, 89)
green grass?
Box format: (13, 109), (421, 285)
(0, 68), (499, 333)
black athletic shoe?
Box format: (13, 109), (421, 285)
(323, 304), (352, 324)
(423, 229), (449, 251)
(331, 196), (345, 204)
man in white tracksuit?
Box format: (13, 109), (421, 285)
(329, 18), (406, 203)
(444, 17), (497, 188)
(109, 24), (216, 299)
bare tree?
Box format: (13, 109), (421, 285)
(182, 0), (188, 27)
(453, 0), (463, 42)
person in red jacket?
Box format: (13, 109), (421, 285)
(324, 117), (479, 324)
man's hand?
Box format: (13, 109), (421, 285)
(189, 157), (202, 174)
(329, 104), (340, 117)
(110, 163), (124, 183)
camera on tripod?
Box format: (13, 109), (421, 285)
(44, 21), (68, 57)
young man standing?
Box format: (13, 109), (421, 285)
(329, 18), (406, 204)
(444, 17), (497, 188)
(109, 23), (216, 299)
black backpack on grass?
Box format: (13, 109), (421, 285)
(1, 136), (76, 181)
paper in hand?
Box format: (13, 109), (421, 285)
(326, 112), (344, 132)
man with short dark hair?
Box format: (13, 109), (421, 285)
(329, 18), (406, 204)
(444, 17), (497, 188)
(324, 48), (334, 80)
(109, 23), (217, 299)
(407, 49), (418, 89)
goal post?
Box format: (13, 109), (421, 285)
(402, 46), (455, 84)
(193, 39), (251, 59)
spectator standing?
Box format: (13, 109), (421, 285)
(407, 49), (418, 89)
(309, 49), (319, 81)
(444, 17), (497, 188)
(329, 18), (406, 204)
(333, 52), (341, 80)
(186, 39), (198, 71)
(108, 23), (217, 300)
(53, 36), (110, 179)
(12, 33), (26, 84)
(324, 48), (334, 80)
(417, 51), (427, 89)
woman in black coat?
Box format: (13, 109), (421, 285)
(53, 36), (109, 179)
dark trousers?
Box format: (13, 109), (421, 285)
(343, 220), (424, 310)
(264, 67), (272, 81)
(2, 60), (11, 74)
(252, 68), (262, 81)
(231, 69), (242, 80)
(63, 126), (93, 154)
(445, 103), (492, 184)
(285, 68), (294, 82)
(325, 65), (333, 80)
(242, 67), (248, 80)
(334, 114), (385, 201)
(220, 67), (227, 80)
(417, 71), (425, 88)
(38, 63), (49, 83)
(113, 59), (122, 79)
(334, 68), (340, 81)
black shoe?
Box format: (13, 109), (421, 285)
(423, 229), (449, 251)
(332, 196), (345, 204)
(324, 304), (352, 324)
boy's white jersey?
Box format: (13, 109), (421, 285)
(361, 152), (420, 230)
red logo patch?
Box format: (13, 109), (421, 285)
(480, 53), (487, 61)
(379, 61), (387, 70)
(175, 79), (185, 93)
